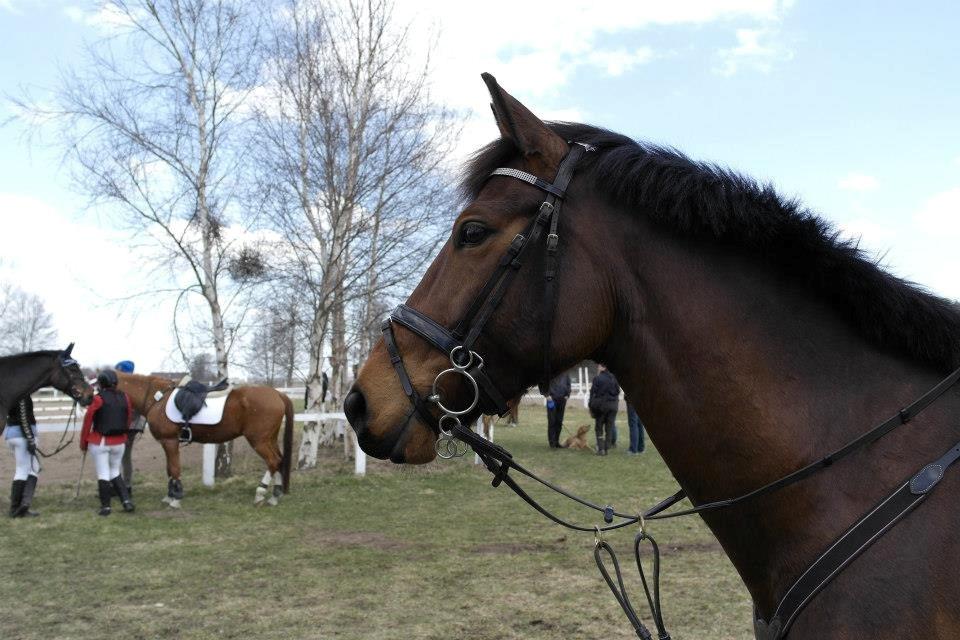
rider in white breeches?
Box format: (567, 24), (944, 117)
(81, 370), (135, 516)
(5, 396), (40, 517)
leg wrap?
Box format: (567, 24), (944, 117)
(168, 477), (184, 500)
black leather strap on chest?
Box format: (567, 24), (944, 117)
(755, 436), (960, 640)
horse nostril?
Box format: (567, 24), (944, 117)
(344, 389), (368, 429)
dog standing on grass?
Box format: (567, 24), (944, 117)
(560, 424), (593, 451)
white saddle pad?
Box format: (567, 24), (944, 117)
(165, 389), (230, 425)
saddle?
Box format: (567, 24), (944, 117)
(172, 377), (231, 443)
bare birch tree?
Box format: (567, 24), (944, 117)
(254, 0), (459, 466)
(0, 286), (59, 355)
(15, 0), (264, 476)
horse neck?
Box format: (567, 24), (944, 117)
(0, 353), (55, 408)
(602, 218), (959, 614)
(119, 374), (166, 414)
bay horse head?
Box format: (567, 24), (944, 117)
(346, 74), (613, 463)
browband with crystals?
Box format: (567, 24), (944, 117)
(489, 168), (567, 198)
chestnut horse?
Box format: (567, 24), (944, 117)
(116, 372), (294, 507)
(345, 74), (960, 638)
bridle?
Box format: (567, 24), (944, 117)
(377, 140), (960, 640)
(381, 141), (593, 458)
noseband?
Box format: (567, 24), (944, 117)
(381, 141), (593, 458)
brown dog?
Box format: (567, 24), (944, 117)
(560, 424), (592, 450)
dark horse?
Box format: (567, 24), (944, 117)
(0, 344), (95, 418)
(345, 75), (960, 638)
(115, 372), (294, 507)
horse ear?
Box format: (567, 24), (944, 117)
(63, 343), (75, 357)
(481, 72), (567, 162)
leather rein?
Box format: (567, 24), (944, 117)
(380, 142), (960, 639)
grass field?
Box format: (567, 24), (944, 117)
(0, 406), (753, 640)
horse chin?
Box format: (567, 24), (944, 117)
(391, 421), (437, 465)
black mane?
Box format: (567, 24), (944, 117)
(462, 122), (960, 371)
(0, 350), (61, 363)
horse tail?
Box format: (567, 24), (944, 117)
(280, 392), (294, 493)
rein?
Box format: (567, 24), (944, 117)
(31, 402), (79, 473)
(380, 141), (960, 639)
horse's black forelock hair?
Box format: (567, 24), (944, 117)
(461, 121), (960, 372)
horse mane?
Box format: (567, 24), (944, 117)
(461, 122), (960, 372)
(0, 350), (61, 364)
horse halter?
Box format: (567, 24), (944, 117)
(381, 141), (593, 458)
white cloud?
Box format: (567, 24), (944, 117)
(391, 0), (792, 159)
(838, 172), (880, 192)
(586, 47), (655, 77)
(0, 192), (181, 369)
(913, 187), (960, 237)
(715, 26), (793, 76)
(63, 3), (136, 31)
(838, 218), (895, 247)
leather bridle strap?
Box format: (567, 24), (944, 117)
(385, 142), (592, 420)
(381, 318), (438, 428)
(389, 306), (509, 417)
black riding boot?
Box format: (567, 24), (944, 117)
(97, 479), (112, 516)
(111, 476), (135, 513)
(9, 480), (24, 517)
(15, 475), (39, 517)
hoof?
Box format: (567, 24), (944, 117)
(166, 498), (181, 509)
(161, 496), (172, 505)
(267, 496), (279, 507)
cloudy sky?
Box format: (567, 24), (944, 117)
(0, 0), (958, 372)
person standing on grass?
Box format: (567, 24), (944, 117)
(115, 360), (146, 495)
(545, 371), (571, 448)
(626, 402), (645, 454)
(5, 395), (41, 517)
(588, 364), (620, 456)
(80, 369), (135, 516)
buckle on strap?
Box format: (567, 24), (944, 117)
(537, 201), (554, 224)
(546, 233), (559, 253)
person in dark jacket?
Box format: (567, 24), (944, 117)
(588, 364), (620, 456)
(545, 372), (571, 448)
(5, 395), (40, 517)
(81, 370), (135, 516)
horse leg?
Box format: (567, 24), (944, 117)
(249, 437), (282, 507)
(159, 439), (184, 509)
(254, 469), (271, 506)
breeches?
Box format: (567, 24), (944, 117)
(89, 443), (125, 481)
(6, 438), (39, 481)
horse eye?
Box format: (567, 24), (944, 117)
(458, 221), (489, 247)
